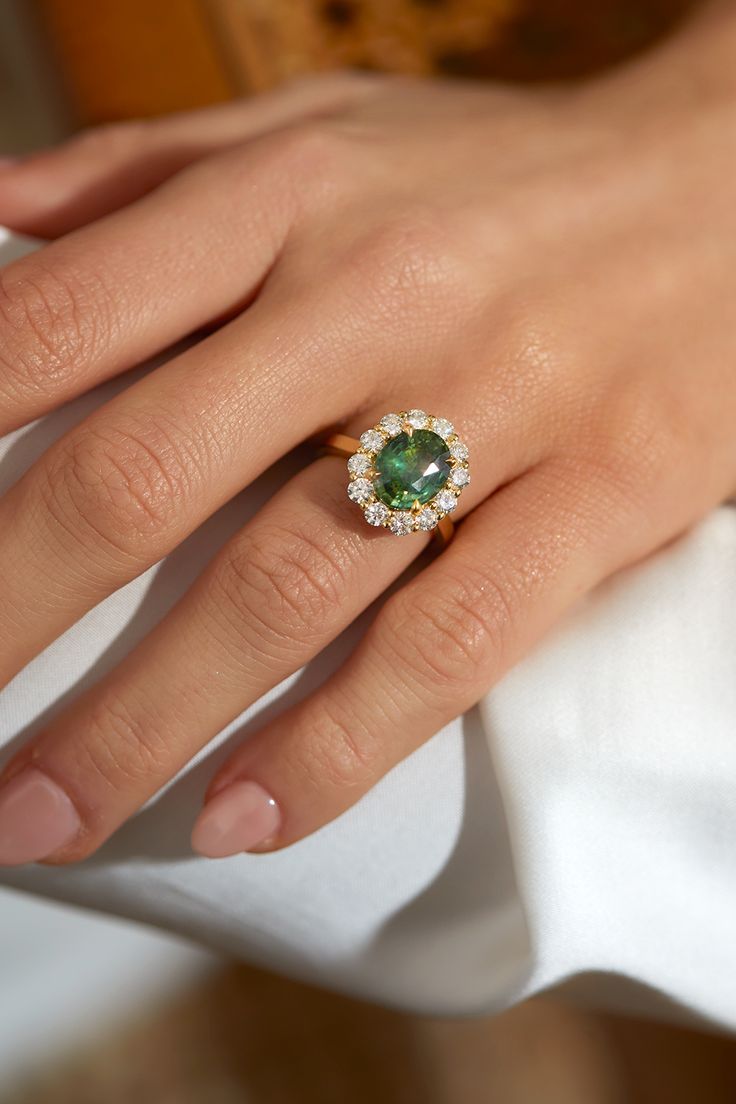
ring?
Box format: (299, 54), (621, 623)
(322, 409), (470, 545)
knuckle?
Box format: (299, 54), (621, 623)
(483, 305), (584, 432)
(0, 260), (112, 401)
(69, 121), (151, 159)
(222, 121), (351, 208)
(275, 122), (347, 180)
(77, 695), (169, 793)
(43, 420), (196, 558)
(212, 520), (350, 651)
(174, 122), (349, 235)
(387, 568), (513, 698)
(292, 701), (378, 793)
(344, 211), (474, 325)
(585, 380), (690, 508)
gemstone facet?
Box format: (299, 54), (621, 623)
(389, 512), (415, 536)
(379, 413), (403, 436)
(360, 429), (384, 452)
(348, 477), (374, 504)
(364, 501), (390, 526)
(417, 507), (439, 531)
(374, 430), (452, 510)
(347, 453), (372, 476)
(450, 467), (470, 488)
(435, 489), (458, 513)
(406, 409), (428, 429)
(450, 439), (469, 461)
(432, 417), (454, 438)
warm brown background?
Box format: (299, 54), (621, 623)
(5, 2), (733, 1101)
(4, 961), (736, 1104)
(35, 0), (699, 123)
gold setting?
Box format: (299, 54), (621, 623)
(323, 410), (470, 546)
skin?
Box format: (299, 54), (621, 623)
(0, 1), (735, 862)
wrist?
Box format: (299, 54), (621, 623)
(627, 0), (736, 100)
(565, 0), (736, 133)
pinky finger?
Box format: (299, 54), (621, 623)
(191, 456), (649, 858)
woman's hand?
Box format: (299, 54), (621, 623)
(0, 7), (735, 865)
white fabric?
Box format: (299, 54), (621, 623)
(0, 889), (215, 1082)
(0, 226), (734, 1029)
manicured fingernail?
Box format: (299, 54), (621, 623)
(191, 781), (281, 858)
(0, 767), (81, 866)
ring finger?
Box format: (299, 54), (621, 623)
(195, 453), (655, 857)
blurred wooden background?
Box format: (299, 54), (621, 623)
(34, 0), (698, 124)
(4, 961), (736, 1104)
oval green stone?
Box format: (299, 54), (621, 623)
(374, 430), (451, 510)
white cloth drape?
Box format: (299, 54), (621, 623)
(1, 227), (734, 1029)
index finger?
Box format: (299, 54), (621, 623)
(0, 139), (294, 435)
(0, 73), (382, 238)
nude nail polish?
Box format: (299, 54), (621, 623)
(0, 768), (81, 866)
(191, 781), (281, 858)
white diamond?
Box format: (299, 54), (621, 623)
(450, 439), (469, 461)
(406, 409), (428, 429)
(432, 417), (454, 439)
(379, 413), (403, 437)
(389, 512), (415, 535)
(347, 453), (372, 476)
(360, 429), (384, 452)
(348, 478), (373, 504)
(435, 489), (458, 513)
(417, 507), (439, 531)
(450, 467), (470, 488)
(364, 501), (389, 526)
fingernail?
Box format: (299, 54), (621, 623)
(191, 781), (281, 858)
(0, 767), (81, 866)
(0, 156), (19, 169)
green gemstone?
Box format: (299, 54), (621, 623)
(374, 430), (451, 510)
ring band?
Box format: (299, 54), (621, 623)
(322, 409), (471, 546)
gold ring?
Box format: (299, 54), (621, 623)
(322, 410), (470, 547)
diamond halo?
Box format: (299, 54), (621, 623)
(345, 411), (470, 535)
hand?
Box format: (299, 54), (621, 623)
(0, 8), (735, 865)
